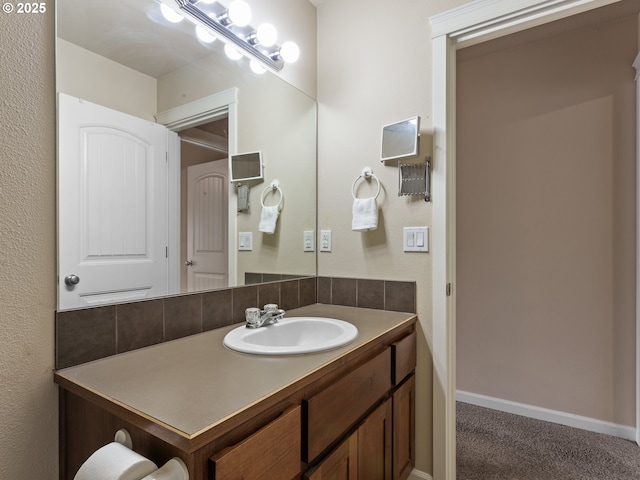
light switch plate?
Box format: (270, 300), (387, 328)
(303, 230), (315, 252)
(403, 227), (428, 252)
(239, 232), (253, 251)
(320, 230), (332, 252)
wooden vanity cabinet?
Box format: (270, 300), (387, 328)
(209, 406), (301, 479)
(393, 375), (415, 480)
(303, 348), (391, 463)
(391, 332), (416, 480)
(302, 332), (416, 480)
(304, 398), (392, 480)
(304, 435), (356, 480)
(56, 313), (417, 480)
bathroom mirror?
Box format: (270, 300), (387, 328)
(56, 0), (317, 310)
(380, 116), (420, 162)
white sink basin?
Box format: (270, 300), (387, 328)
(223, 317), (358, 355)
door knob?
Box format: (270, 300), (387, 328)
(185, 260), (194, 266)
(64, 274), (80, 286)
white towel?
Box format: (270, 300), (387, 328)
(352, 197), (378, 231)
(259, 205), (280, 234)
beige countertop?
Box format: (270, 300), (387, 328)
(55, 304), (415, 441)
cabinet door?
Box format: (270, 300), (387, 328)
(393, 375), (415, 480)
(210, 406), (301, 480)
(305, 435), (358, 480)
(357, 400), (392, 480)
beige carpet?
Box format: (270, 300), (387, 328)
(457, 402), (640, 479)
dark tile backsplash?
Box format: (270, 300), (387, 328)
(56, 276), (415, 369)
(56, 305), (117, 369)
(318, 276), (416, 314)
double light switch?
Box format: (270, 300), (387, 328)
(403, 227), (428, 252)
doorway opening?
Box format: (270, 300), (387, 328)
(430, 1), (640, 478)
(455, 5), (639, 477)
(179, 118), (229, 293)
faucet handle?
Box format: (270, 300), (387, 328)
(263, 303), (279, 312)
(245, 307), (261, 326)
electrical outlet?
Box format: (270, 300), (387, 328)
(320, 230), (332, 252)
(303, 230), (315, 252)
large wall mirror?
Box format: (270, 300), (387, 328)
(56, 0), (317, 310)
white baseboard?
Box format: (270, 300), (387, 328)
(457, 390), (637, 442)
(409, 469), (432, 480)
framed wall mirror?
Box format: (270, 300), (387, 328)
(230, 152), (264, 183)
(380, 116), (420, 162)
(55, 0), (317, 310)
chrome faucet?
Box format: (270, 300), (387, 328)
(245, 304), (286, 328)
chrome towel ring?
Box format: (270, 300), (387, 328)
(261, 180), (284, 210)
(351, 167), (381, 199)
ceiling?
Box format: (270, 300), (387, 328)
(57, 0), (259, 78)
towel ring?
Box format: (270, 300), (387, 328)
(261, 180), (284, 210)
(351, 167), (381, 200)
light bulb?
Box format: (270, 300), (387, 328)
(250, 60), (266, 75)
(279, 41), (300, 63)
(195, 25), (216, 43)
(160, 4), (184, 23)
(227, 1), (252, 27)
(224, 43), (243, 60)
(256, 23), (278, 47)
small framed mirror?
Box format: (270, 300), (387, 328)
(380, 116), (420, 162)
(230, 151), (263, 182)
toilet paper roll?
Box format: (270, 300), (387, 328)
(74, 442), (158, 480)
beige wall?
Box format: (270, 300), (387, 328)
(0, 8), (58, 479)
(456, 13), (637, 426)
(316, 0), (469, 475)
(56, 39), (157, 121)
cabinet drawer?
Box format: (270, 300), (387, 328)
(303, 348), (391, 463)
(391, 332), (416, 385)
(210, 406), (301, 479)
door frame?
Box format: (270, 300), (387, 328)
(429, 0), (633, 477)
(634, 52), (640, 446)
(157, 88), (238, 289)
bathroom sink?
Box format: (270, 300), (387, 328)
(223, 317), (358, 355)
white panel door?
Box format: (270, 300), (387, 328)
(58, 93), (169, 309)
(186, 160), (228, 292)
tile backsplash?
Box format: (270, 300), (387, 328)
(55, 276), (416, 369)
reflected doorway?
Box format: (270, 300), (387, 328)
(179, 117), (229, 292)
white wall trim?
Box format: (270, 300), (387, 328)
(430, 0), (620, 41)
(167, 131), (181, 296)
(634, 51), (640, 446)
(409, 469), (433, 480)
(157, 88), (239, 288)
(457, 390), (636, 441)
(156, 88), (238, 131)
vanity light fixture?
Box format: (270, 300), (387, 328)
(196, 22), (216, 43)
(160, 3), (184, 23)
(224, 43), (243, 60)
(157, 0), (300, 72)
(249, 60), (267, 75)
